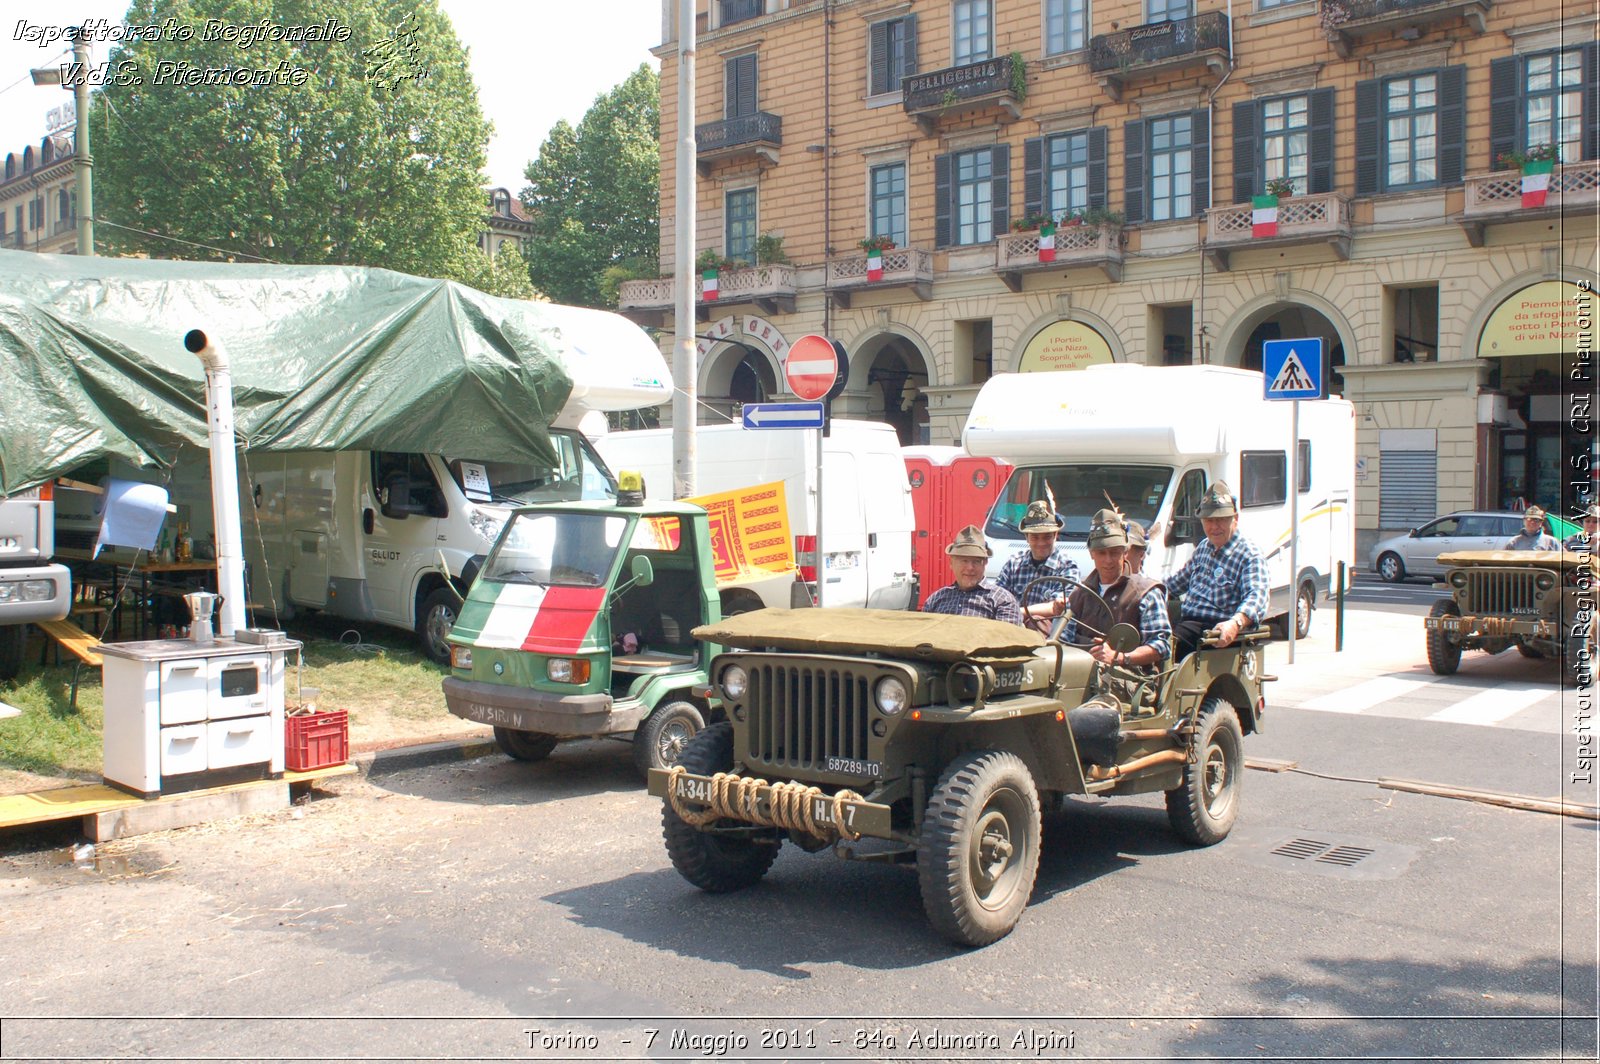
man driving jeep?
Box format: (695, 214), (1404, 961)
(1063, 509), (1171, 670)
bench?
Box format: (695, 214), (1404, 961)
(35, 618), (103, 708)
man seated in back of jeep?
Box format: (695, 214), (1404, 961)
(1506, 505), (1562, 551)
(1124, 519), (1150, 575)
(1063, 509), (1171, 670)
(996, 499), (1079, 627)
(924, 525), (1024, 625)
(1565, 504), (1597, 552)
(1165, 482), (1269, 659)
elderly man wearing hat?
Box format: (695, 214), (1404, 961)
(1506, 506), (1562, 550)
(996, 500), (1081, 627)
(1566, 504), (1598, 552)
(1063, 509), (1171, 669)
(923, 525), (1024, 624)
(1166, 482), (1269, 658)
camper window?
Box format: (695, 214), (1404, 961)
(444, 434), (617, 506)
(374, 452), (446, 518)
(1240, 451), (1287, 508)
(986, 464), (1171, 542)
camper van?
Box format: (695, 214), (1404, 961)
(595, 420), (917, 612)
(964, 364), (1355, 637)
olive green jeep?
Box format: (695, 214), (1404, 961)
(645, 602), (1270, 947)
(1424, 550), (1597, 685)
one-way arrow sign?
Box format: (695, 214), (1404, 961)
(1262, 337), (1326, 400)
(742, 401), (826, 430)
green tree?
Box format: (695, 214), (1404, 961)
(91, 0), (492, 284)
(457, 242), (539, 301)
(522, 65), (660, 307)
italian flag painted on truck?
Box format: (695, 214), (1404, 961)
(465, 584), (607, 653)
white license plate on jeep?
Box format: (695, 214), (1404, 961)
(825, 756), (881, 778)
(674, 775), (713, 803)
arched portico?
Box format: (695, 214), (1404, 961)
(1217, 292), (1355, 392)
(840, 325), (935, 445)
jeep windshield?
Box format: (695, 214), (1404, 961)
(985, 465), (1173, 542)
(482, 512), (629, 588)
(445, 430), (618, 506)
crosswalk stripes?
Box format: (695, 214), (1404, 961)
(1274, 673), (1572, 734)
(1425, 682), (1554, 726)
(1299, 676), (1435, 714)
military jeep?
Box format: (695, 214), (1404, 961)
(645, 605), (1269, 947)
(1424, 550), (1597, 685)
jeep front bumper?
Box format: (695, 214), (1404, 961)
(647, 766), (896, 841)
(443, 677), (646, 736)
(1424, 614), (1555, 640)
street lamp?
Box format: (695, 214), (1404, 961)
(30, 28), (93, 256)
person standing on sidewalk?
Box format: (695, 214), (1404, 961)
(996, 500), (1080, 628)
(1165, 483), (1269, 659)
(1505, 506), (1561, 551)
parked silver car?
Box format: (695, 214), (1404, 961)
(1369, 511), (1545, 583)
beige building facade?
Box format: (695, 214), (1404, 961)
(1, 134), (79, 255)
(624, 0), (1596, 555)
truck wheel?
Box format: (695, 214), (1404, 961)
(1377, 552), (1406, 583)
(1426, 600), (1462, 676)
(661, 722), (780, 892)
(494, 727), (559, 762)
(632, 700), (705, 779)
(917, 750), (1041, 948)
(1165, 697), (1243, 846)
(1515, 641), (1544, 659)
(417, 587), (458, 665)
(0, 624), (26, 682)
(1293, 582), (1314, 639)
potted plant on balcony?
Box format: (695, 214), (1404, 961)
(860, 234), (895, 281)
(1083, 206), (1124, 234)
(1496, 144), (1561, 208)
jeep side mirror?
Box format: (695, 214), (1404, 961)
(630, 554), (655, 588)
(1106, 622), (1141, 655)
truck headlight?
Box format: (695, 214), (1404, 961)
(1449, 572), (1467, 588)
(720, 663), (747, 699)
(467, 507), (506, 543)
(449, 645), (473, 670)
(546, 657), (590, 684)
(1535, 573), (1555, 591)
(875, 676), (908, 715)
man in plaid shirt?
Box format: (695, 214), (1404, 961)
(996, 500), (1080, 627)
(1167, 482), (1269, 659)
(1063, 509), (1172, 669)
(924, 525), (1024, 625)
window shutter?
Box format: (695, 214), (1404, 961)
(1308, 88), (1335, 194)
(1232, 100), (1257, 203)
(1088, 127), (1108, 209)
(1124, 119), (1146, 223)
(726, 55), (757, 118)
(934, 152), (953, 247)
(1354, 78), (1380, 195)
(992, 144), (1011, 236)
(1437, 65), (1466, 185)
(1023, 137), (1043, 219)
(870, 22), (889, 96)
(1584, 42), (1599, 160)
(1488, 56), (1518, 170)
(1191, 109), (1210, 215)
(1379, 451), (1437, 528)
(903, 15), (918, 80)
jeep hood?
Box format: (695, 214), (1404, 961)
(695, 607), (1044, 664)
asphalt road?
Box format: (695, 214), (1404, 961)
(1341, 570), (1444, 615)
(3, 699), (1595, 1063)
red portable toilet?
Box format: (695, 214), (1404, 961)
(902, 446), (1011, 607)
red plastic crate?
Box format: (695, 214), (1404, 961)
(285, 710), (349, 771)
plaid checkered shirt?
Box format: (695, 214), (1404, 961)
(923, 579), (1024, 625)
(1063, 581), (1173, 663)
(996, 548), (1081, 609)
(1166, 532), (1269, 625)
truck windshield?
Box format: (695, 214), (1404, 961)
(986, 465), (1173, 542)
(444, 430), (618, 507)
(483, 512), (628, 588)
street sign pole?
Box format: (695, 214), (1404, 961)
(1261, 336), (1326, 666)
(784, 335), (842, 609)
(1289, 398), (1299, 665)
(814, 425), (824, 607)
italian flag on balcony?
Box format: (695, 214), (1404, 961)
(701, 267), (719, 300)
(1520, 159), (1555, 208)
(1038, 222), (1057, 263)
(867, 249), (884, 281)
(1251, 195), (1280, 238)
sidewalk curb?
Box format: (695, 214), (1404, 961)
(352, 737), (500, 777)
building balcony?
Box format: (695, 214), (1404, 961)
(1320, 0), (1490, 58)
(1088, 12), (1230, 103)
(50, 218), (76, 236)
(617, 262), (798, 324)
(902, 55), (1023, 136)
(995, 224), (1124, 289)
(825, 247), (934, 308)
(696, 112), (782, 175)
(1203, 191), (1352, 271)
(1459, 159), (1599, 247)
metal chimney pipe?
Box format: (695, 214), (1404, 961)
(184, 329), (247, 638)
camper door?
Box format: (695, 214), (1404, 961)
(365, 452), (445, 623)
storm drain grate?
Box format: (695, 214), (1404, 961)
(1272, 838), (1334, 861)
(1247, 829), (1417, 880)
(1317, 844), (1376, 867)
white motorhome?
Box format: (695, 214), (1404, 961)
(595, 420), (917, 612)
(964, 364), (1355, 637)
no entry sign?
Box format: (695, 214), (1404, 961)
(784, 334), (839, 401)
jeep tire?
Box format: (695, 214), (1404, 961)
(1426, 599), (1462, 675)
(662, 722), (780, 893)
(631, 699), (704, 779)
(494, 727), (559, 762)
(917, 750), (1042, 948)
(1166, 697), (1244, 846)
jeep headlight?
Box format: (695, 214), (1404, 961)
(720, 663), (747, 699)
(1449, 572), (1467, 588)
(875, 676), (908, 715)
(546, 657), (590, 684)
(1535, 573), (1555, 591)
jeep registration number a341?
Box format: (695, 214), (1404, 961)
(645, 606), (1269, 947)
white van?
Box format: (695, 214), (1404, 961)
(964, 364), (1355, 637)
(595, 420), (917, 612)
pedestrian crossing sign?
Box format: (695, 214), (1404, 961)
(1262, 338), (1326, 400)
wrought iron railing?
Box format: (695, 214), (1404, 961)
(1088, 11), (1230, 74)
(697, 111), (783, 151)
(721, 0), (762, 27)
(1320, 0), (1471, 26)
(903, 54), (1018, 114)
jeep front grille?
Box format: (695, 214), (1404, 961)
(745, 663), (871, 771)
(1465, 569), (1538, 614)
